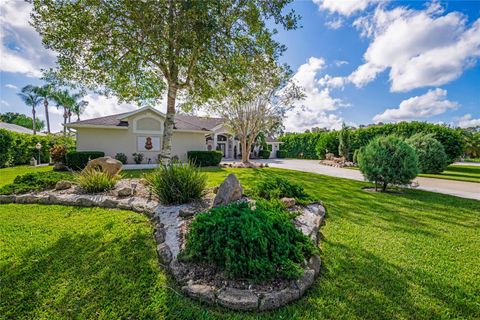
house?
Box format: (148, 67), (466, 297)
(65, 106), (283, 163)
(0, 122), (46, 135)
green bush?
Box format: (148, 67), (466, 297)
(252, 176), (308, 200)
(278, 132), (324, 159)
(144, 162), (207, 205)
(358, 135), (419, 191)
(132, 152), (144, 164)
(406, 133), (448, 174)
(0, 171), (73, 195)
(258, 149), (270, 159)
(316, 131), (340, 159)
(187, 151), (222, 167)
(276, 150), (287, 158)
(0, 128), (75, 168)
(66, 151), (104, 170)
(75, 167), (120, 193)
(115, 153), (128, 164)
(181, 201), (315, 282)
(352, 147), (363, 164)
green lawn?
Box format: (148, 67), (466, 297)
(1, 167), (479, 319)
(419, 165), (480, 183)
(0, 165), (54, 187)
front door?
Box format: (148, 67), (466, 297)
(218, 143), (226, 157)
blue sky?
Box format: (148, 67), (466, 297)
(0, 0), (479, 133)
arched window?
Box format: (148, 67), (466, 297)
(217, 134), (227, 141)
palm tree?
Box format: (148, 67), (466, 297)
(17, 85), (42, 135)
(71, 97), (88, 121)
(33, 84), (54, 133)
(51, 90), (74, 135)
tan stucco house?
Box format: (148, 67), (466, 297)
(66, 106), (282, 164)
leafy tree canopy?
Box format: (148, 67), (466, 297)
(0, 112), (45, 131)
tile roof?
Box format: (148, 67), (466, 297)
(67, 111), (223, 131)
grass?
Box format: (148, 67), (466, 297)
(0, 165), (53, 187)
(419, 165), (480, 183)
(346, 164), (480, 183)
(1, 167), (480, 319)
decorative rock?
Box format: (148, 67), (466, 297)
(295, 269), (315, 296)
(157, 243), (172, 264)
(154, 225), (166, 243)
(213, 173), (243, 206)
(85, 156), (122, 176)
(0, 195), (15, 204)
(75, 197), (95, 207)
(280, 197), (296, 208)
(117, 187), (132, 197)
(259, 288), (299, 311)
(182, 284), (217, 304)
(55, 180), (72, 190)
(217, 288), (259, 311)
(117, 202), (132, 210)
(100, 198), (118, 208)
(308, 255), (322, 276)
(179, 208), (196, 218)
(15, 195), (38, 204)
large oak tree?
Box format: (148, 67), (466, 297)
(31, 0), (298, 159)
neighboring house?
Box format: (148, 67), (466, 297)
(0, 122), (46, 135)
(65, 106), (282, 163)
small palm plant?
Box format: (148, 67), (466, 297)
(75, 167), (120, 193)
(33, 84), (54, 133)
(17, 85), (42, 135)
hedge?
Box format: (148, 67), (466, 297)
(276, 150), (287, 158)
(66, 151), (105, 170)
(0, 128), (75, 168)
(187, 151), (222, 167)
(278, 122), (464, 164)
(259, 149), (271, 159)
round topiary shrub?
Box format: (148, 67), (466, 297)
(358, 135), (419, 191)
(406, 133), (448, 174)
(181, 201), (315, 282)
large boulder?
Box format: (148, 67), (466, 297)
(85, 156), (122, 176)
(213, 173), (243, 206)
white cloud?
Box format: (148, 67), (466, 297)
(373, 88), (458, 123)
(313, 0), (375, 16)
(350, 3), (480, 92)
(0, 0), (56, 77)
(283, 57), (347, 132)
(1, 99), (9, 106)
(334, 60), (348, 67)
(457, 114), (480, 128)
(325, 18), (343, 30)
(4, 84), (17, 89)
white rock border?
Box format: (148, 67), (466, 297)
(0, 191), (326, 312)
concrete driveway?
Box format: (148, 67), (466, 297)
(224, 159), (479, 201)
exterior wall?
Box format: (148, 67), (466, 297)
(171, 132), (207, 161)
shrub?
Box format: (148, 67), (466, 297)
(0, 171), (73, 195)
(316, 131), (339, 159)
(352, 147), (363, 164)
(276, 149), (287, 158)
(181, 201), (315, 282)
(406, 133), (448, 174)
(358, 135), (419, 191)
(252, 176), (308, 200)
(258, 149), (270, 159)
(66, 151), (104, 170)
(0, 128), (75, 168)
(132, 152), (144, 164)
(75, 167), (120, 193)
(144, 162), (207, 205)
(278, 132), (324, 159)
(187, 151), (222, 167)
(115, 153), (128, 164)
(50, 144), (67, 163)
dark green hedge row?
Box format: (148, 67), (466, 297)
(276, 150), (287, 158)
(0, 128), (75, 168)
(187, 151), (222, 167)
(66, 151), (105, 170)
(279, 122), (465, 164)
(259, 149), (271, 159)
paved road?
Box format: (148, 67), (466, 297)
(224, 159), (479, 201)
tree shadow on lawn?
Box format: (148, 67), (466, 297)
(0, 230), (172, 319)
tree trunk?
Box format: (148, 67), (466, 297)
(77, 114), (80, 121)
(241, 137), (250, 163)
(63, 107), (68, 135)
(44, 98), (50, 133)
(32, 106), (36, 135)
(161, 83), (177, 162)
(382, 181), (388, 192)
